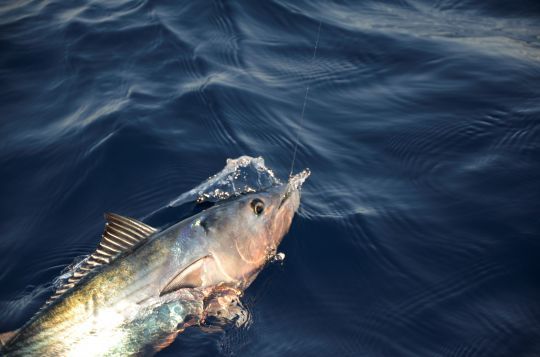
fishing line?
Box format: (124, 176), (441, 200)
(289, 20), (322, 177)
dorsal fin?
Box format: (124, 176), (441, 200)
(43, 213), (158, 307)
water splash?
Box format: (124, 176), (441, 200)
(288, 168), (311, 191)
(168, 156), (282, 206)
(51, 255), (87, 292)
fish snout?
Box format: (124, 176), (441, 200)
(278, 168), (309, 212)
(267, 169), (309, 250)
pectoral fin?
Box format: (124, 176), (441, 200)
(160, 255), (214, 296)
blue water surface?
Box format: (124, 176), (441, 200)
(1, 0), (540, 356)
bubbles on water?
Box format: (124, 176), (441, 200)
(168, 156), (282, 207)
(288, 168), (311, 191)
(166, 155), (310, 209)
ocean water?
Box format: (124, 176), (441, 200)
(1, 0), (540, 356)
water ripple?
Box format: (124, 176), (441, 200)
(1, 0), (540, 356)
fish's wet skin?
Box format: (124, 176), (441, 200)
(0, 170), (309, 356)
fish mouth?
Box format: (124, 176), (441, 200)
(279, 169), (310, 209)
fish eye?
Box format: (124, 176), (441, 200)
(250, 198), (264, 215)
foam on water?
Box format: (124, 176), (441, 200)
(169, 156), (280, 206)
(168, 155), (310, 206)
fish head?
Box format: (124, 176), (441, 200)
(201, 169), (310, 289)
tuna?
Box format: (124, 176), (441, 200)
(0, 169), (309, 356)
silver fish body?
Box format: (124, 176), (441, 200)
(1, 175), (306, 356)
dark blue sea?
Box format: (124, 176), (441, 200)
(2, 1), (540, 356)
